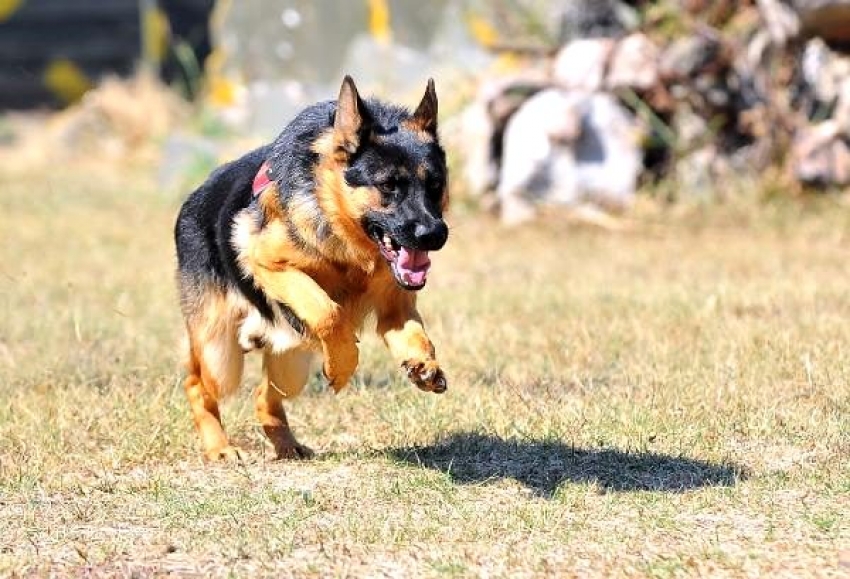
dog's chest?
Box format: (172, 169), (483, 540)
(233, 294), (305, 354)
(234, 277), (376, 355)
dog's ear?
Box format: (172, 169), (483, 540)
(334, 75), (370, 160)
(409, 78), (438, 136)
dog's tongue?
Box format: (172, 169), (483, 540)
(396, 247), (431, 287)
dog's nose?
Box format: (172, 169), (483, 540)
(413, 221), (448, 250)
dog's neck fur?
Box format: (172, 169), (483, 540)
(252, 140), (378, 273)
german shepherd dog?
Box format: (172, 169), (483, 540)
(174, 77), (449, 462)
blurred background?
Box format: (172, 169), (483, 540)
(0, 0), (849, 219)
(5, 5), (850, 574)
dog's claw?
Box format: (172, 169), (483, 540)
(432, 372), (447, 393)
(402, 360), (447, 393)
(323, 372), (347, 394)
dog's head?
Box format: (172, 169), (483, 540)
(330, 76), (449, 291)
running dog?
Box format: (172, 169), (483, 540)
(174, 77), (449, 461)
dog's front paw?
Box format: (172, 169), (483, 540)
(322, 335), (359, 393)
(204, 445), (246, 464)
(402, 359), (447, 393)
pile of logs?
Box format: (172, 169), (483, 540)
(459, 0), (850, 223)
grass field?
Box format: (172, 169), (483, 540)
(1, 163), (849, 578)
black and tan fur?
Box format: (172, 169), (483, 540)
(174, 77), (449, 461)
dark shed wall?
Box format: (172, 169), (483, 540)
(0, 0), (141, 109)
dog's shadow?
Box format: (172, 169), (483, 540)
(389, 432), (744, 497)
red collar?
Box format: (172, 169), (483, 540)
(252, 161), (272, 197)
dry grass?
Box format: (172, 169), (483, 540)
(1, 163), (848, 578)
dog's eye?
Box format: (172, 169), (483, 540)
(377, 179), (401, 196)
(426, 177), (444, 196)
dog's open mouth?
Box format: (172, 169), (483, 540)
(371, 228), (431, 290)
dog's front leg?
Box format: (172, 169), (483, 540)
(250, 265), (358, 392)
(377, 292), (446, 393)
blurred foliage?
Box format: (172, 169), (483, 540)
(0, 0), (22, 21)
(42, 60), (92, 104)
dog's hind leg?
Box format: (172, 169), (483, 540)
(255, 348), (314, 460)
(183, 292), (246, 463)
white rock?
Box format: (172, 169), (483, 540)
(458, 99), (498, 198)
(497, 89), (643, 225)
(552, 39), (616, 92)
(792, 120), (850, 186)
(606, 33), (660, 91)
